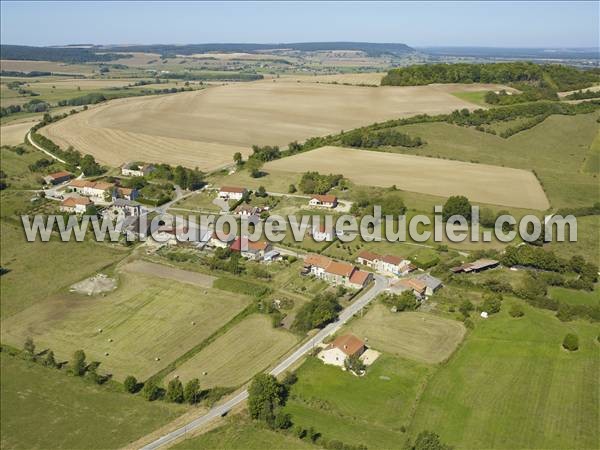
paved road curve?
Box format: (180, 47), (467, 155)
(140, 274), (388, 450)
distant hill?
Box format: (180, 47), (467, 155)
(101, 42), (415, 57)
(0, 45), (129, 63)
(419, 46), (600, 61)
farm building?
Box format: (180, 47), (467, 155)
(69, 180), (115, 200)
(303, 253), (372, 289)
(121, 162), (154, 177)
(416, 274), (443, 296)
(356, 250), (414, 276)
(319, 334), (366, 367)
(309, 194), (338, 208)
(60, 196), (92, 214)
(450, 259), (500, 274)
(218, 186), (247, 200)
(392, 278), (428, 299)
(43, 171), (72, 185)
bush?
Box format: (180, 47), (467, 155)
(142, 379), (162, 401)
(482, 293), (502, 314)
(562, 333), (579, 351)
(509, 304), (525, 318)
(124, 375), (138, 393)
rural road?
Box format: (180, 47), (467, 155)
(140, 274), (388, 450)
(27, 130), (67, 164)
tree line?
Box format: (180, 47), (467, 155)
(381, 62), (599, 91)
(340, 128), (424, 148)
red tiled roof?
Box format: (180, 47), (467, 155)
(326, 261), (355, 277)
(69, 179), (92, 188)
(230, 237), (269, 252)
(47, 171), (72, 180)
(311, 194), (337, 204)
(382, 255), (403, 265)
(397, 278), (427, 293)
(357, 250), (381, 262)
(304, 253), (332, 269)
(328, 334), (365, 357)
(118, 187), (135, 195)
(61, 196), (92, 207)
(220, 186), (246, 193)
(349, 270), (371, 286)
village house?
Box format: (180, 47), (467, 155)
(43, 171), (72, 185)
(60, 196), (92, 214)
(209, 231), (236, 249)
(318, 334), (366, 367)
(308, 194), (338, 209)
(450, 259), (500, 274)
(303, 254), (372, 289)
(230, 237), (272, 260)
(356, 250), (414, 276)
(417, 273), (443, 296)
(104, 198), (141, 220)
(114, 187), (139, 201)
(234, 204), (262, 218)
(390, 273), (443, 298)
(121, 162), (154, 177)
(69, 180), (115, 200)
(218, 186), (247, 201)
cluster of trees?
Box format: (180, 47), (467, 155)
(138, 377), (202, 403)
(248, 373), (294, 429)
(405, 431), (454, 450)
(58, 92), (107, 107)
(484, 86), (558, 106)
(381, 62), (599, 91)
(28, 158), (53, 172)
(442, 196), (472, 221)
(160, 71), (263, 82)
(250, 145), (282, 162)
(0, 70), (54, 77)
(380, 291), (418, 311)
(20, 338), (110, 385)
(351, 188), (406, 216)
(340, 128), (424, 148)
(2, 99), (50, 118)
(501, 246), (598, 282)
(292, 292), (342, 332)
(207, 247), (244, 275)
(556, 202), (600, 217)
(298, 171), (344, 195)
(31, 132), (104, 176)
(148, 163), (205, 190)
(0, 44), (129, 63)
(565, 89), (600, 100)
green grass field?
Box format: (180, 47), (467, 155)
(169, 190), (222, 212)
(0, 222), (129, 318)
(172, 314), (298, 388)
(172, 415), (314, 450)
(1, 272), (251, 380)
(344, 305), (466, 364)
(547, 215), (600, 265)
(409, 299), (600, 449)
(0, 353), (185, 450)
(548, 286), (600, 307)
(451, 90), (489, 106)
(284, 355), (431, 448)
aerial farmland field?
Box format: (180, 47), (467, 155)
(266, 145), (550, 209)
(0, 270), (251, 380)
(38, 81), (495, 171)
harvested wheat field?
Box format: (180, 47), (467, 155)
(0, 122), (31, 146)
(266, 146), (550, 209)
(284, 72), (386, 85)
(40, 81), (482, 171)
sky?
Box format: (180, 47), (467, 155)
(1, 1), (598, 48)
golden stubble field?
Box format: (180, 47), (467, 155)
(266, 146), (550, 209)
(39, 80), (486, 171)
